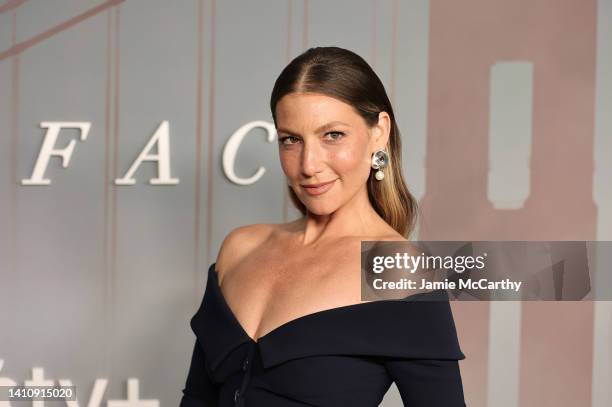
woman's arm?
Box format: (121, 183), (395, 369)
(385, 358), (466, 406)
(179, 340), (219, 407)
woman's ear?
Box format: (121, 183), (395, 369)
(374, 111), (391, 150)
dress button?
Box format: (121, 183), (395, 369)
(233, 388), (240, 403)
(242, 356), (250, 371)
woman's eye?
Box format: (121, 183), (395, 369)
(279, 132), (344, 145)
(325, 131), (345, 141)
(280, 136), (300, 145)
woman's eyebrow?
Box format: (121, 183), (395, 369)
(276, 121), (351, 135)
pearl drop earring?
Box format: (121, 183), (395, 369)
(371, 149), (389, 181)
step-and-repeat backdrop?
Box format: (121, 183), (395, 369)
(1, 1), (611, 406)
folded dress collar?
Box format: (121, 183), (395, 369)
(190, 263), (465, 374)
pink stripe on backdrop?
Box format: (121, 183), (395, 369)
(205, 0), (216, 267)
(0, 0), (26, 15)
(104, 6), (112, 376)
(110, 3), (121, 377)
(520, 302), (594, 406)
(371, 0), (377, 69)
(194, 0), (204, 306)
(302, 0), (308, 51)
(0, 0), (124, 61)
(9, 9), (19, 279)
(389, 0), (397, 106)
(282, 0), (293, 223)
(426, 0), (597, 405)
(452, 301), (490, 407)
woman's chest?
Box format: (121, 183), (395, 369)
(218, 240), (364, 341)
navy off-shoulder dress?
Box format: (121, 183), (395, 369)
(179, 263), (466, 406)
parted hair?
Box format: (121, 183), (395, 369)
(269, 46), (418, 238)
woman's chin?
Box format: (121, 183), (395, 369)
(302, 201), (336, 216)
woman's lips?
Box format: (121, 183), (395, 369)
(301, 179), (337, 196)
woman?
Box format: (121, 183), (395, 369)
(180, 46), (466, 406)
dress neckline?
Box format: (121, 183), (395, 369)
(209, 262), (406, 344)
(196, 264), (461, 372)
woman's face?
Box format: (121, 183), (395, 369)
(275, 92), (389, 215)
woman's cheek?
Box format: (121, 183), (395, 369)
(279, 154), (298, 177)
(334, 147), (370, 181)
(333, 147), (361, 172)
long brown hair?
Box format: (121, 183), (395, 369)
(270, 46), (418, 238)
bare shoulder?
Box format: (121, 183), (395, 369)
(365, 231), (421, 256)
(215, 223), (274, 282)
(359, 226), (410, 244)
(351, 228), (422, 263)
(376, 233), (409, 242)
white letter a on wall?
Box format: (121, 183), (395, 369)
(115, 120), (179, 185)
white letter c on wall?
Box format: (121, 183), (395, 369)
(223, 120), (277, 185)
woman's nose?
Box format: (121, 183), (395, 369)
(300, 142), (325, 176)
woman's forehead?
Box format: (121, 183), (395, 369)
(276, 93), (360, 128)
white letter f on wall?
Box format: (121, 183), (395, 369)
(21, 122), (91, 185)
